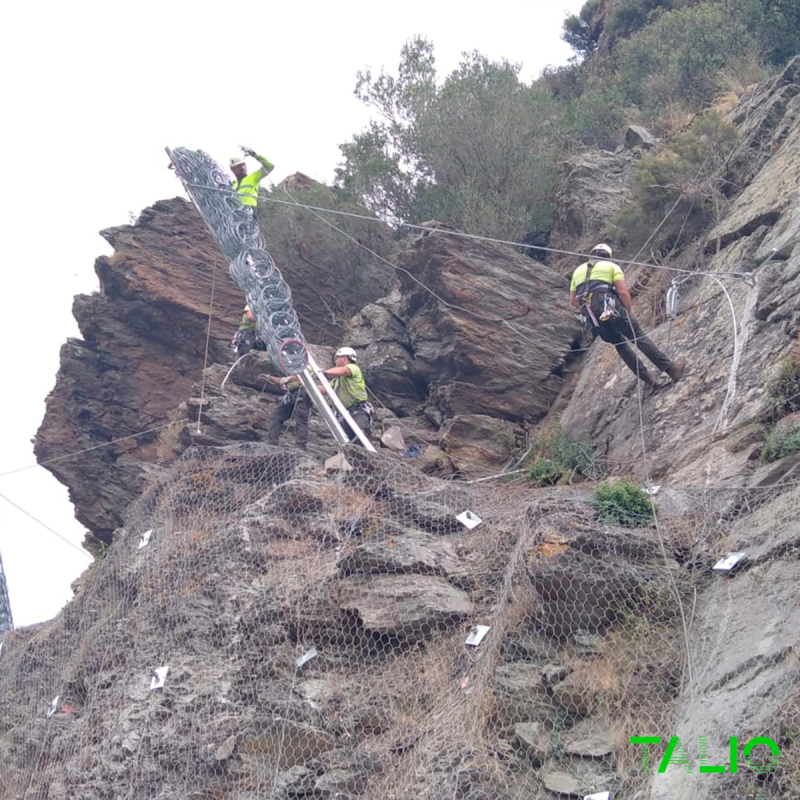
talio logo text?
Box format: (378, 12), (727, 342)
(630, 735), (780, 775)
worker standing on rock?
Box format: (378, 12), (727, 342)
(317, 347), (373, 445)
(230, 147), (274, 215)
(264, 374), (311, 449)
(233, 305), (267, 358)
(570, 244), (686, 386)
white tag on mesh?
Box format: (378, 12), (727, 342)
(456, 510), (482, 530)
(713, 552), (745, 571)
(465, 625), (490, 647)
(296, 647), (318, 668)
(46, 695), (60, 719)
(150, 666), (169, 690)
(138, 529), (153, 549)
(584, 792), (612, 800)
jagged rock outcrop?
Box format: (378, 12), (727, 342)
(35, 198), (244, 544)
(550, 149), (634, 255)
(393, 224), (582, 422)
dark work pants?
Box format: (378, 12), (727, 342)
(599, 311), (674, 378)
(268, 392), (311, 447)
(341, 405), (371, 447)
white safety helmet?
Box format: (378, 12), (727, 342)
(591, 243), (613, 259)
(230, 155), (246, 167)
(335, 346), (358, 362)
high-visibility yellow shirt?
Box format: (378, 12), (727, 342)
(332, 363), (368, 408)
(239, 305), (255, 331)
(570, 260), (625, 292)
(232, 153), (274, 208)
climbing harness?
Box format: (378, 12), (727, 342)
(575, 261), (620, 341)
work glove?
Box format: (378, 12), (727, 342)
(241, 146), (256, 157)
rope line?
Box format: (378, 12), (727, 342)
(183, 182), (755, 281)
(196, 256), (218, 433)
(0, 492), (91, 560)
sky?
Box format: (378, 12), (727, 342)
(0, 0), (583, 627)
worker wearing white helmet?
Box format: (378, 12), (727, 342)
(317, 347), (373, 445)
(570, 244), (686, 386)
(230, 146), (274, 214)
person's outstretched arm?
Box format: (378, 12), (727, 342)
(243, 147), (274, 181)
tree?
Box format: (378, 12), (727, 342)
(562, 0), (601, 57)
(337, 38), (563, 245)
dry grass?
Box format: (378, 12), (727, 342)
(156, 419), (185, 463)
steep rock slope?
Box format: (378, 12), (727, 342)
(559, 57), (800, 486)
(35, 198), (244, 544)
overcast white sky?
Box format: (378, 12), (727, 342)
(0, 0), (582, 627)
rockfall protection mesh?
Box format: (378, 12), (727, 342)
(0, 547), (12, 633)
(0, 445), (797, 799)
(168, 147), (308, 375)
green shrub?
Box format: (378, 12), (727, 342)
(612, 111), (738, 252)
(764, 357), (800, 422)
(762, 425), (800, 463)
(526, 458), (562, 486)
(526, 425), (594, 486)
(591, 481), (656, 527)
(614, 2), (753, 112)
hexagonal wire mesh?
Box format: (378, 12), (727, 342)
(0, 444), (797, 799)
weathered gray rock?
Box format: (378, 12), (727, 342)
(338, 531), (458, 577)
(650, 484), (800, 800)
(441, 414), (516, 477)
(413, 445), (453, 475)
(526, 496), (681, 637)
(396, 223), (581, 422)
(340, 575), (473, 639)
(625, 124), (658, 150)
(493, 663), (554, 726)
(513, 721), (550, 765)
(561, 717), (614, 758)
(552, 672), (596, 717)
(346, 294), (427, 416)
(551, 149), (633, 247)
(542, 756), (617, 797)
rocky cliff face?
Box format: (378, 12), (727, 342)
(15, 56), (800, 800)
(35, 198), (244, 544)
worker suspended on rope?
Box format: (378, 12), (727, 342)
(230, 146), (274, 214)
(317, 347), (373, 445)
(264, 373), (312, 450)
(570, 244), (686, 386)
(232, 305), (267, 358)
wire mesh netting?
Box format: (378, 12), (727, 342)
(0, 443), (798, 799)
(169, 147), (308, 375)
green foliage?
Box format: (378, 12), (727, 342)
(564, 82), (626, 149)
(526, 425), (594, 486)
(591, 481), (656, 527)
(729, 0), (800, 66)
(614, 2), (753, 112)
(337, 38), (563, 244)
(764, 356), (800, 422)
(612, 112), (738, 252)
(606, 0), (678, 42)
(562, 0), (601, 56)
(762, 424), (800, 463)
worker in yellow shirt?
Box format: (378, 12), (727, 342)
(570, 244), (685, 386)
(230, 147), (274, 216)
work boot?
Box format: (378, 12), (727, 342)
(637, 369), (656, 386)
(666, 356), (686, 383)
